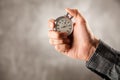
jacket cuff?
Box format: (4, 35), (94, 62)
(86, 40), (115, 77)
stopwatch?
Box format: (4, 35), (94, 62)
(55, 13), (73, 36)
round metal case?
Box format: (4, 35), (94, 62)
(55, 13), (73, 36)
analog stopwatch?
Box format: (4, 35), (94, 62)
(55, 13), (73, 36)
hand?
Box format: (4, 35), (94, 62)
(48, 8), (99, 61)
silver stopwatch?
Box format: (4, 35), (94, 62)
(55, 13), (73, 36)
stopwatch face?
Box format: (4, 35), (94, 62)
(55, 16), (73, 36)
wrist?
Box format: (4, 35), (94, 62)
(86, 38), (99, 61)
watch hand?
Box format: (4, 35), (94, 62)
(62, 26), (66, 28)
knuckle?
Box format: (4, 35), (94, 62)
(48, 31), (52, 38)
(49, 22), (53, 27)
(48, 21), (55, 29)
(74, 9), (78, 12)
(49, 39), (53, 45)
(55, 45), (60, 50)
(48, 32), (51, 37)
(48, 31), (58, 38)
(80, 19), (86, 24)
(48, 19), (51, 23)
(48, 19), (54, 22)
(48, 19), (55, 26)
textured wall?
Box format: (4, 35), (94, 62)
(0, 0), (120, 80)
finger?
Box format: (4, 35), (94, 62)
(55, 44), (70, 53)
(49, 38), (70, 45)
(48, 19), (55, 29)
(48, 30), (67, 39)
(65, 8), (85, 23)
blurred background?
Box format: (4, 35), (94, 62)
(0, 0), (120, 80)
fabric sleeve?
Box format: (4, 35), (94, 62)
(86, 40), (120, 80)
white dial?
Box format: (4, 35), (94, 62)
(55, 16), (73, 36)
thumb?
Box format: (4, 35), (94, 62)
(65, 8), (85, 22)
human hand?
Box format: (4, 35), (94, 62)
(48, 8), (99, 61)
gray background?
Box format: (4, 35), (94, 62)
(0, 0), (120, 80)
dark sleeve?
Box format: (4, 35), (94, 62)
(86, 40), (120, 80)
